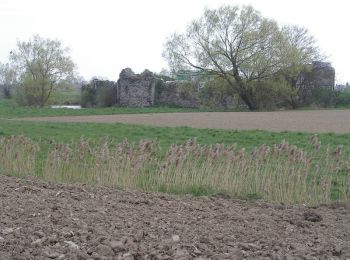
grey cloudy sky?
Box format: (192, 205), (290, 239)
(0, 0), (349, 83)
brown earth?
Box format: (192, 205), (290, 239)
(21, 110), (350, 133)
(0, 175), (349, 259)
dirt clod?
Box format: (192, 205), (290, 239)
(2, 228), (14, 235)
(172, 234), (180, 243)
(304, 211), (323, 222)
(96, 244), (114, 256)
(110, 240), (125, 252)
(0, 175), (349, 259)
(64, 241), (79, 250)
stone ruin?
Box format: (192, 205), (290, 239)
(81, 63), (335, 108)
(156, 80), (199, 108)
(118, 68), (156, 107)
(117, 68), (199, 108)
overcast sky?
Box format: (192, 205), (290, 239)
(0, 0), (349, 83)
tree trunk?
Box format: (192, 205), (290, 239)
(227, 70), (258, 111)
(239, 92), (258, 110)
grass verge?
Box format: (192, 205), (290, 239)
(1, 119), (350, 152)
(0, 99), (231, 118)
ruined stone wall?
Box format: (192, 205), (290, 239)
(156, 81), (199, 108)
(84, 63), (335, 109)
(117, 68), (155, 107)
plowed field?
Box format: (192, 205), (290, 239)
(0, 175), (349, 259)
(22, 110), (350, 133)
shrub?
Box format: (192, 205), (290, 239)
(199, 77), (240, 109)
(80, 89), (95, 107)
(335, 91), (350, 107)
(14, 76), (51, 106)
(81, 79), (117, 108)
(307, 88), (336, 108)
(96, 87), (116, 107)
(250, 79), (296, 110)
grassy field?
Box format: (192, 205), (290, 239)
(1, 119), (350, 152)
(0, 99), (349, 204)
(0, 99), (221, 118)
(1, 98), (348, 118)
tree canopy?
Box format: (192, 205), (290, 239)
(10, 35), (75, 106)
(163, 5), (321, 110)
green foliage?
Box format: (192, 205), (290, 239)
(163, 5), (320, 110)
(9, 35), (75, 107)
(96, 87), (116, 107)
(51, 85), (81, 105)
(199, 77), (240, 109)
(80, 88), (95, 108)
(0, 62), (17, 98)
(200, 77), (297, 111)
(14, 76), (50, 106)
(306, 89), (336, 108)
(81, 79), (117, 108)
(251, 78), (297, 110)
(335, 91), (350, 108)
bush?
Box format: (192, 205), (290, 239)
(335, 91), (350, 107)
(199, 77), (239, 109)
(80, 89), (95, 108)
(307, 88), (336, 108)
(250, 79), (296, 110)
(96, 87), (116, 107)
(14, 77), (51, 106)
(81, 79), (117, 108)
(199, 77), (296, 110)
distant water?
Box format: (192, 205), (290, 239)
(51, 105), (82, 109)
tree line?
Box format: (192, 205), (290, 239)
(0, 5), (348, 109)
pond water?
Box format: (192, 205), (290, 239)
(51, 105), (82, 109)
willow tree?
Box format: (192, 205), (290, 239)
(163, 5), (320, 110)
(279, 25), (321, 107)
(10, 35), (75, 106)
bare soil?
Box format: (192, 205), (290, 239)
(22, 110), (350, 133)
(0, 175), (349, 259)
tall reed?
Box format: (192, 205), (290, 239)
(1, 135), (349, 205)
(0, 135), (39, 177)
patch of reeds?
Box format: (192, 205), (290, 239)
(1, 135), (349, 205)
(0, 135), (39, 177)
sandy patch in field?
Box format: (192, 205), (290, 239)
(21, 110), (350, 133)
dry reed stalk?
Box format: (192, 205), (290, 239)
(1, 135), (349, 205)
